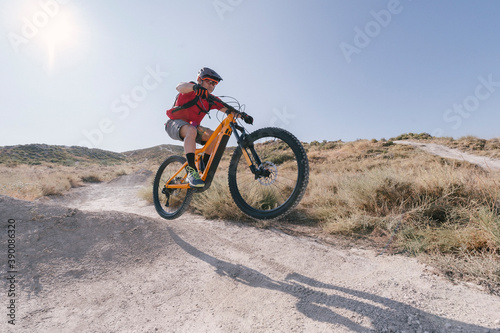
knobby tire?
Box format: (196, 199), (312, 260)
(228, 127), (309, 220)
(153, 155), (193, 220)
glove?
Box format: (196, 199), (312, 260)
(242, 112), (253, 125)
(193, 84), (209, 99)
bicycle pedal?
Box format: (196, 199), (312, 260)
(190, 186), (205, 192)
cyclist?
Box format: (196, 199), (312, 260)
(165, 67), (227, 188)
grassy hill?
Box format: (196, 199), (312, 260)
(0, 144), (127, 166)
(122, 144), (184, 163)
(0, 143), (186, 167)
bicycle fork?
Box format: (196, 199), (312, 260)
(230, 123), (270, 179)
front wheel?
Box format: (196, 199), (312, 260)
(153, 155), (193, 219)
(228, 127), (309, 220)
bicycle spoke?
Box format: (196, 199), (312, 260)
(228, 126), (308, 219)
(153, 156), (193, 219)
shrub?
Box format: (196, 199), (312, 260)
(81, 175), (102, 183)
(392, 133), (433, 141)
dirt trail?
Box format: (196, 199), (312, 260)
(1, 146), (500, 332)
(395, 140), (500, 171)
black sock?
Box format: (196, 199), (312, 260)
(186, 153), (197, 170)
(203, 154), (211, 167)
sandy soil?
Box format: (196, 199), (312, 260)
(1, 145), (500, 333)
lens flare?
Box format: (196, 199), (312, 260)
(39, 10), (78, 71)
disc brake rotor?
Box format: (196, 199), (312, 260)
(258, 162), (277, 186)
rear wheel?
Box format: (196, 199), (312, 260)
(228, 127), (309, 220)
(153, 155), (193, 219)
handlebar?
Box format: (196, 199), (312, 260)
(207, 95), (253, 125)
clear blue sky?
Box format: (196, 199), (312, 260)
(2, 0), (500, 152)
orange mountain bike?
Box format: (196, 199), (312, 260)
(153, 95), (309, 220)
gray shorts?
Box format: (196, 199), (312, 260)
(165, 119), (209, 145)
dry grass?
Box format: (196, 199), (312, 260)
(0, 163), (140, 200)
(295, 139), (500, 293)
(178, 139), (499, 261)
(191, 174), (248, 221)
(307, 142), (499, 244)
(421, 250), (500, 294)
(138, 182), (154, 204)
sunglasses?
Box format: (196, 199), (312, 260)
(202, 77), (219, 86)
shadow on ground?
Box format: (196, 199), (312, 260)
(168, 227), (496, 333)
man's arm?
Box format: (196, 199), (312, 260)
(176, 82), (195, 94)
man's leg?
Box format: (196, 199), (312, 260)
(179, 124), (198, 170)
(179, 124), (204, 187)
(198, 127), (215, 168)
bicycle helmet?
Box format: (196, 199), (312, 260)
(198, 67), (223, 82)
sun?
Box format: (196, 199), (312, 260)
(42, 11), (75, 46)
(38, 9), (79, 71)
(11, 1), (87, 73)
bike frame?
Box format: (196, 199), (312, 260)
(163, 99), (255, 192)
